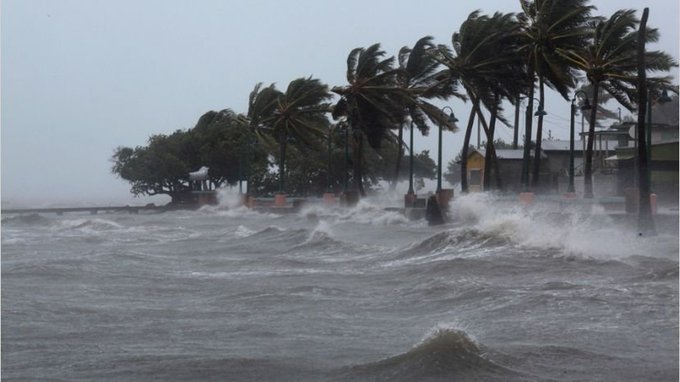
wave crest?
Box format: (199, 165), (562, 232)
(346, 326), (522, 381)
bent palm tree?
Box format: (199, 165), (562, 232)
(433, 11), (525, 192)
(270, 77), (332, 194)
(518, 0), (593, 189)
(332, 43), (404, 197)
(557, 9), (676, 197)
(392, 36), (460, 190)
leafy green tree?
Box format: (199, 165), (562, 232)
(557, 9), (676, 197)
(518, 0), (594, 189)
(112, 131), (192, 202)
(190, 109), (266, 188)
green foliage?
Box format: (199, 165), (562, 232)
(112, 110), (269, 202)
(111, 131), (191, 199)
(111, 4), (678, 201)
(332, 43), (405, 149)
(556, 9), (677, 196)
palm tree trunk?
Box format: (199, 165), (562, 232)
(352, 129), (366, 197)
(637, 7), (655, 235)
(584, 81), (600, 198)
(532, 76), (545, 189)
(279, 129), (287, 194)
(460, 106), (477, 193)
(512, 97), (520, 149)
(473, 102), (502, 191)
(522, 69), (536, 190)
(483, 93), (500, 190)
(391, 123), (404, 191)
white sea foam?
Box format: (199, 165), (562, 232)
(447, 193), (676, 259)
(216, 188), (246, 209)
(416, 321), (479, 349)
(338, 199), (409, 226)
(234, 225), (256, 238)
(56, 218), (125, 232)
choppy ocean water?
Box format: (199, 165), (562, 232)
(2, 193), (678, 381)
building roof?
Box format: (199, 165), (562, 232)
(542, 139), (619, 151)
(470, 148), (546, 159)
(540, 140), (576, 151)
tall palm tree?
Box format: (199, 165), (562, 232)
(518, 0), (594, 190)
(269, 77), (333, 194)
(332, 43), (405, 197)
(391, 36), (460, 190)
(244, 82), (281, 132)
(557, 9), (676, 198)
(240, 83), (282, 192)
(433, 11), (526, 192)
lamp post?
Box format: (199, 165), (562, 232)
(569, 91), (592, 194)
(439, 106), (458, 193)
(326, 125), (332, 193)
(343, 125), (349, 193)
(407, 115), (415, 196)
(521, 98), (546, 191)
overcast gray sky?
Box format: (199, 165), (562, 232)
(2, 0), (678, 206)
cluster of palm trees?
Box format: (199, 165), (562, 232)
(240, 0), (676, 199)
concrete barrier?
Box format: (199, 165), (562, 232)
(437, 189), (454, 209)
(404, 192), (416, 208)
(274, 193), (287, 207)
(323, 192), (336, 205)
(519, 192), (535, 206)
(562, 192), (577, 199)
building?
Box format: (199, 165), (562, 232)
(605, 121), (679, 205)
(466, 148), (544, 192)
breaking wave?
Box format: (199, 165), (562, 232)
(447, 193), (677, 259)
(344, 325), (526, 381)
(56, 218), (125, 232)
(298, 199), (409, 226)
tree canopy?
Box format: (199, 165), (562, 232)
(112, 2), (677, 203)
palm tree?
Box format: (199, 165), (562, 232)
(433, 11), (526, 192)
(244, 82), (281, 132)
(240, 83), (282, 193)
(332, 43), (405, 197)
(518, 0), (594, 190)
(557, 9), (676, 198)
(391, 36), (460, 190)
(269, 77), (332, 195)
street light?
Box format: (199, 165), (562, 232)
(439, 106), (458, 193)
(326, 125), (333, 193)
(406, 115), (415, 196)
(569, 90), (592, 193)
(343, 125), (349, 193)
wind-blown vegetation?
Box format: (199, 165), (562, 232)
(112, 1), (676, 203)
